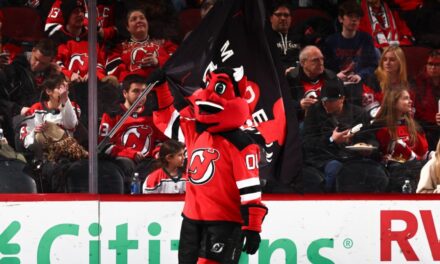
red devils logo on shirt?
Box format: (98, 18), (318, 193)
(130, 45), (158, 71)
(188, 148), (220, 185)
(122, 125), (153, 156)
(69, 53), (89, 77)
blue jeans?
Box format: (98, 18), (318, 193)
(324, 160), (343, 192)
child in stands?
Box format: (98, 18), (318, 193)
(142, 139), (186, 194)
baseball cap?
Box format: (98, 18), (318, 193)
(320, 79), (345, 101)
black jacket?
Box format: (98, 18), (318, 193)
(302, 101), (377, 168)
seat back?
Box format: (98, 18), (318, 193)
(401, 46), (432, 78)
(336, 159), (389, 193)
(0, 7), (44, 46)
(65, 159), (125, 194)
(0, 159), (37, 193)
(290, 8), (332, 29)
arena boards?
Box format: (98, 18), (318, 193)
(0, 194), (439, 263)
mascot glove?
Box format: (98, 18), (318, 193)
(242, 230), (261, 255)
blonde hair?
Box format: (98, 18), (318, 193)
(434, 140), (440, 182)
(375, 46), (409, 93)
(375, 89), (419, 146)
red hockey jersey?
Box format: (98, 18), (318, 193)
(98, 104), (166, 160)
(375, 120), (428, 161)
(142, 168), (187, 194)
(153, 84), (266, 231)
(45, 0), (117, 40)
(51, 27), (107, 80)
(106, 39), (176, 82)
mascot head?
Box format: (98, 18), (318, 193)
(191, 68), (250, 133)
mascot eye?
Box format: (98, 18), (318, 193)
(214, 82), (227, 95)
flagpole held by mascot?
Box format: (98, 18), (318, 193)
(147, 68), (268, 263)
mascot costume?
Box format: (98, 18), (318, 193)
(152, 68), (268, 264)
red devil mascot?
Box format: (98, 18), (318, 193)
(152, 68), (268, 264)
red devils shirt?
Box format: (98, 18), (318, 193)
(98, 104), (166, 160)
(45, 0), (116, 40)
(51, 27), (107, 80)
(375, 121), (428, 161)
(154, 105), (263, 223)
(106, 39), (176, 82)
(301, 79), (323, 98)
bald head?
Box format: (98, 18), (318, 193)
(299, 46), (325, 79)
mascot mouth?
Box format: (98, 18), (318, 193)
(195, 101), (224, 114)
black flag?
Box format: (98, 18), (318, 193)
(163, 0), (302, 192)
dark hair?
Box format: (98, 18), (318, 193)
(34, 39), (57, 58)
(122, 74), (146, 92)
(271, 1), (292, 15)
(125, 8), (147, 26)
(338, 0), (363, 18)
(40, 71), (67, 101)
(158, 139), (185, 166)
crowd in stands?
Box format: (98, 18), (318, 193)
(0, 0), (439, 194)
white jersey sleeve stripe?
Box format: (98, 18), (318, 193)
(236, 177), (260, 189)
(240, 192), (262, 202)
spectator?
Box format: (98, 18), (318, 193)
(142, 139), (187, 194)
(98, 74), (167, 193)
(362, 45), (410, 117)
(21, 70), (81, 152)
(286, 45), (337, 123)
(19, 70), (86, 192)
(0, 39), (57, 147)
(105, 8), (176, 82)
(417, 139), (440, 193)
(302, 78), (377, 192)
(372, 88), (428, 163)
(45, 0), (118, 41)
(323, 0), (378, 84)
(268, 2), (302, 73)
(359, 0), (414, 49)
(50, 0), (107, 82)
(414, 50), (440, 150)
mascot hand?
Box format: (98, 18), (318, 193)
(146, 68), (166, 86)
(242, 230), (261, 255)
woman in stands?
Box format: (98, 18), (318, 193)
(20, 70), (86, 192)
(417, 139), (440, 193)
(362, 45), (410, 117)
(105, 8), (177, 82)
(21, 70), (81, 150)
(413, 50), (440, 150)
(372, 88), (428, 164)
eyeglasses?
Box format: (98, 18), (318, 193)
(273, 12), (291, 18)
(307, 57), (324, 63)
(427, 62), (440, 68)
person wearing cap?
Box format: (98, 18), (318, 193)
(302, 78), (377, 192)
(49, 0), (108, 83)
(286, 45), (338, 124)
(322, 0), (377, 84)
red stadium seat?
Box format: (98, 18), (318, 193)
(401, 46), (432, 77)
(290, 8), (332, 29)
(178, 8), (201, 38)
(0, 7), (44, 45)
